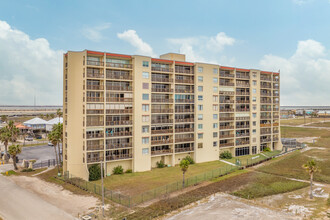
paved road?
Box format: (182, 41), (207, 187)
(18, 145), (57, 162)
(0, 175), (75, 220)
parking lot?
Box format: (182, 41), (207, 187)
(18, 145), (57, 162)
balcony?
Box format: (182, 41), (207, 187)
(175, 67), (193, 74)
(261, 93), (272, 97)
(236, 100), (250, 104)
(151, 129), (173, 134)
(151, 149), (173, 156)
(236, 92), (250, 96)
(175, 147), (194, 153)
(273, 85), (279, 89)
(260, 124), (271, 128)
(236, 75), (250, 79)
(220, 100), (234, 104)
(220, 73), (235, 78)
(87, 121), (104, 126)
(106, 62), (132, 69)
(219, 108), (234, 112)
(220, 91), (235, 96)
(261, 115), (272, 119)
(87, 85), (104, 90)
(236, 108), (250, 112)
(175, 128), (194, 133)
(151, 109), (173, 114)
(175, 89), (194, 94)
(261, 99), (272, 104)
(219, 117), (234, 121)
(87, 97), (104, 102)
(87, 109), (104, 114)
(87, 157), (104, 163)
(175, 108), (194, 113)
(220, 134), (234, 139)
(236, 140), (250, 146)
(87, 71), (104, 79)
(236, 124), (250, 129)
(261, 108), (272, 112)
(106, 131), (132, 138)
(220, 82), (235, 86)
(175, 99), (194, 103)
(86, 133), (104, 139)
(261, 84), (272, 89)
(152, 88), (173, 93)
(175, 137), (194, 143)
(106, 109), (133, 114)
(273, 123), (279, 126)
(87, 60), (104, 66)
(151, 138), (173, 145)
(236, 133), (250, 137)
(106, 72), (132, 80)
(175, 118), (194, 123)
(106, 154), (133, 161)
(86, 144), (104, 151)
(175, 79), (194, 84)
(151, 119), (173, 124)
(273, 93), (279, 97)
(219, 143), (234, 148)
(107, 143), (132, 149)
(273, 100), (279, 104)
(152, 98), (173, 103)
(106, 120), (132, 126)
(236, 117), (250, 121)
(273, 137), (279, 142)
(260, 76), (272, 81)
(273, 130), (279, 134)
(106, 85), (132, 91)
(151, 67), (173, 72)
(236, 82), (250, 87)
(220, 126), (234, 130)
(152, 77), (173, 83)
(106, 97), (133, 102)
(261, 130), (272, 135)
(261, 138), (271, 143)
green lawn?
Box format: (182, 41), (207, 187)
(232, 172), (308, 199)
(94, 160), (229, 196)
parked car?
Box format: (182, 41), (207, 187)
(48, 142), (54, 146)
(35, 135), (42, 139)
(25, 137), (33, 141)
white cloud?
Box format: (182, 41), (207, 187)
(0, 20), (63, 105)
(82, 23), (111, 42)
(167, 32), (236, 64)
(260, 39), (330, 106)
(117, 30), (155, 57)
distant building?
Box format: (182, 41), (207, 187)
(46, 117), (63, 131)
(23, 117), (47, 131)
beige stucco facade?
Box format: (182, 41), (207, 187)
(63, 50), (282, 180)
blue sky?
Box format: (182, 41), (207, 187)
(1, 0), (330, 105)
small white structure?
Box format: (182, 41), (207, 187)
(46, 117), (63, 131)
(23, 117), (47, 130)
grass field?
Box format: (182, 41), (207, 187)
(94, 160), (228, 196)
(280, 117), (326, 126)
(308, 122), (330, 127)
(223, 150), (281, 166)
(280, 126), (330, 138)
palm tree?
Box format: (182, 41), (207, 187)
(54, 123), (63, 165)
(8, 144), (22, 170)
(56, 108), (63, 121)
(45, 114), (50, 119)
(180, 159), (190, 188)
(48, 132), (60, 175)
(7, 120), (19, 143)
(303, 159), (319, 199)
(0, 128), (11, 161)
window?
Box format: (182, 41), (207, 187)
(198, 124), (203, 129)
(252, 97), (256, 102)
(198, 133), (203, 139)
(213, 105), (218, 111)
(235, 146), (250, 156)
(198, 67), (203, 73)
(142, 148), (149, 154)
(142, 126), (149, 133)
(142, 137), (149, 144)
(213, 68), (218, 74)
(142, 115), (150, 122)
(142, 94), (149, 100)
(252, 146), (257, 154)
(213, 114), (218, 119)
(143, 83), (149, 89)
(198, 143), (203, 148)
(213, 132), (218, 138)
(253, 80), (257, 86)
(198, 86), (203, 92)
(213, 141), (218, 147)
(213, 86), (218, 92)
(142, 104), (149, 112)
(253, 121), (256, 126)
(198, 114), (203, 120)
(253, 104), (257, 110)
(198, 105), (203, 111)
(253, 73), (257, 78)
(213, 123), (218, 129)
(198, 95), (203, 101)
(253, 113), (257, 118)
(253, 89), (256, 94)
(143, 61), (149, 67)
(252, 129), (256, 134)
(142, 72), (149, 78)
(213, 95), (218, 102)
(198, 76), (203, 82)
(213, 77), (218, 83)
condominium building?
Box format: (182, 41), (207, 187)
(63, 50), (282, 180)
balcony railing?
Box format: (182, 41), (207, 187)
(106, 62), (132, 69)
(87, 157), (104, 163)
(106, 154), (133, 161)
(175, 68), (193, 74)
(175, 147), (194, 153)
(175, 99), (194, 103)
(87, 145), (104, 151)
(86, 133), (104, 139)
(236, 82), (250, 87)
(219, 117), (235, 121)
(106, 131), (132, 138)
(236, 117), (250, 121)
(87, 72), (104, 78)
(152, 98), (173, 103)
(87, 60), (104, 66)
(107, 143), (132, 149)
(175, 79), (194, 84)
(261, 115), (272, 119)
(236, 75), (250, 79)
(261, 84), (272, 89)
(175, 108), (194, 113)
(236, 140), (250, 146)
(273, 93), (279, 97)
(236, 133), (250, 137)
(151, 149), (173, 156)
(220, 100), (234, 104)
(236, 100), (250, 104)
(106, 85), (132, 91)
(261, 130), (272, 135)
(175, 137), (194, 143)
(261, 100), (272, 104)
(273, 130), (279, 134)
(219, 82), (235, 86)
(261, 93), (272, 97)
(151, 67), (173, 72)
(236, 108), (250, 112)
(219, 108), (235, 112)
(87, 97), (104, 102)
(273, 123), (279, 126)
(106, 97), (133, 102)
(106, 120), (132, 126)
(106, 73), (132, 80)
(152, 77), (173, 83)
(151, 129), (173, 134)
(175, 128), (194, 133)
(236, 92), (250, 96)
(151, 139), (173, 145)
(175, 118), (194, 123)
(220, 91), (235, 95)
(220, 134), (234, 139)
(152, 88), (173, 93)
(260, 138), (271, 143)
(151, 109), (173, 113)
(220, 73), (235, 78)
(261, 108), (272, 112)
(273, 137), (279, 142)
(260, 76), (272, 81)
(151, 119), (173, 124)
(220, 126), (234, 130)
(106, 109), (133, 114)
(87, 109), (104, 114)
(87, 85), (104, 90)
(175, 89), (194, 93)
(236, 125), (250, 129)
(260, 124), (271, 127)
(87, 121), (104, 126)
(219, 143), (233, 148)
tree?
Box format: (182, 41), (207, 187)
(48, 122), (63, 174)
(7, 121), (19, 143)
(180, 159), (190, 188)
(56, 108), (63, 120)
(1, 115), (7, 123)
(303, 159), (319, 199)
(48, 132), (60, 175)
(0, 128), (11, 161)
(45, 114), (50, 119)
(8, 144), (21, 170)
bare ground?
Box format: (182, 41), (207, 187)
(10, 175), (100, 217)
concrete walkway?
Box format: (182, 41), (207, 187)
(0, 175), (76, 220)
(219, 160), (237, 166)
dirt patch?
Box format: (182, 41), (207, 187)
(10, 175), (100, 217)
(296, 137), (319, 143)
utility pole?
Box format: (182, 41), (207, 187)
(100, 162), (105, 217)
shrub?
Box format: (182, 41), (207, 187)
(220, 151), (232, 159)
(21, 168), (34, 172)
(125, 169), (132, 173)
(88, 164), (101, 181)
(184, 156), (195, 164)
(263, 147), (271, 152)
(327, 196), (330, 206)
(112, 165), (124, 175)
(156, 160), (165, 168)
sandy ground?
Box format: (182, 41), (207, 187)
(165, 193), (301, 220)
(10, 175), (100, 217)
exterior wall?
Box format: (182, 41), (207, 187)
(160, 53), (185, 62)
(174, 153), (192, 165)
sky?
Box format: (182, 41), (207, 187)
(1, 0), (330, 106)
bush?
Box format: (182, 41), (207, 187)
(327, 196), (330, 206)
(263, 147), (271, 152)
(112, 165), (124, 175)
(89, 164), (101, 181)
(21, 168), (34, 172)
(125, 169), (132, 173)
(156, 160), (165, 168)
(220, 151), (232, 159)
(184, 156), (195, 164)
